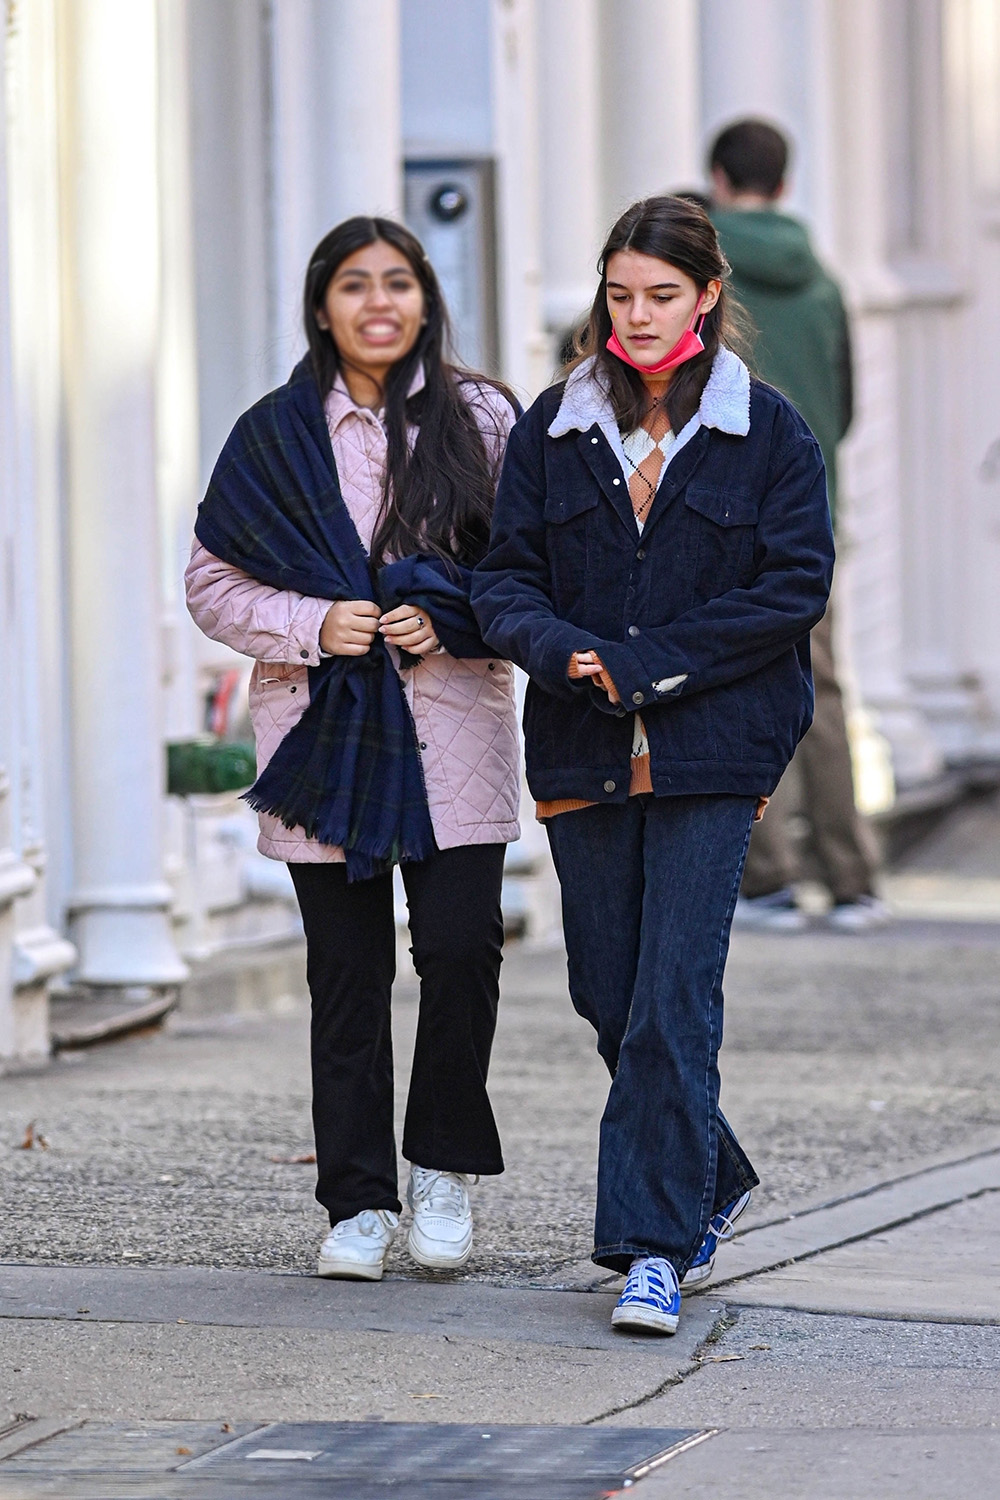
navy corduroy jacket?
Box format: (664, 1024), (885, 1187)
(471, 351), (835, 805)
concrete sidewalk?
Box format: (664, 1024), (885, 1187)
(2, 919), (999, 1495)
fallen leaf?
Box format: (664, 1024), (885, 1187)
(699, 1353), (744, 1363)
(17, 1122), (48, 1150)
(220, 1423), (233, 1433)
(176, 1447), (192, 1456)
(76, 1308), (90, 1315)
(748, 1343), (771, 1351)
(177, 1318), (188, 1324)
(409, 1393), (446, 1400)
(269, 1152), (317, 1165)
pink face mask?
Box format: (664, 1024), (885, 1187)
(606, 297), (707, 375)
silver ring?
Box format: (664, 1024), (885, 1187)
(416, 615), (425, 627)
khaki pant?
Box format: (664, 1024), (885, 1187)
(742, 606), (879, 905)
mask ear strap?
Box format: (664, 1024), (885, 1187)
(690, 293), (706, 335)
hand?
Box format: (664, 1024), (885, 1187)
(319, 600), (381, 656)
(379, 604), (440, 656)
(754, 796), (770, 823)
(569, 650), (621, 705)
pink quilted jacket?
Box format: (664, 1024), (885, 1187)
(185, 375), (520, 863)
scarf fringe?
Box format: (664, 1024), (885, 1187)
(241, 780), (437, 880)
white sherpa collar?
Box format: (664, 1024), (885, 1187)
(547, 346), (751, 440)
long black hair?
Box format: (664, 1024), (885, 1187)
(304, 216), (515, 567)
(571, 196), (747, 435)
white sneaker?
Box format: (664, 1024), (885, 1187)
(406, 1165), (475, 1269)
(317, 1209), (398, 1280)
(732, 888), (808, 932)
(826, 895), (892, 932)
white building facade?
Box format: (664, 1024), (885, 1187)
(2, 0), (999, 1064)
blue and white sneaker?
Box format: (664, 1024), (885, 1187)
(681, 1189), (752, 1291)
(611, 1256), (681, 1336)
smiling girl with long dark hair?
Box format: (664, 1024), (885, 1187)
(187, 217), (520, 1282)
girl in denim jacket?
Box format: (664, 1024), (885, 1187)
(474, 197), (833, 1336)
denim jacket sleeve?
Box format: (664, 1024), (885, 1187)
(595, 432), (834, 713)
(471, 404), (605, 699)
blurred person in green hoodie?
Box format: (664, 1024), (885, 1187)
(710, 119), (887, 932)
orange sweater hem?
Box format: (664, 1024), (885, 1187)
(536, 753), (653, 822)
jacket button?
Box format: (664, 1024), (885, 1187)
(487, 662), (495, 670)
(603, 779), (616, 793)
(636, 548), (646, 560)
(612, 477), (621, 486)
(632, 691), (644, 705)
(419, 741), (427, 750)
(591, 436), (599, 444)
(628, 625), (640, 637)
(300, 649), (309, 658)
(290, 685), (297, 693)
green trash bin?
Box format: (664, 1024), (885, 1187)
(166, 737), (257, 796)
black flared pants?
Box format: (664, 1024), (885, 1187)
(289, 844), (506, 1226)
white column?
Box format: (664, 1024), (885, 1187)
(58, 0), (187, 987)
(4, 0), (80, 1054)
(600, 0), (701, 222)
(0, 9), (57, 1062)
(945, 0), (1000, 740)
(537, 0), (602, 340)
(268, 0), (323, 370)
(491, 0), (548, 396)
(158, 0), (202, 746)
(269, 0), (403, 369)
(0, 776), (36, 1063)
(892, 0), (989, 761)
(315, 0), (403, 224)
(828, 0), (944, 788)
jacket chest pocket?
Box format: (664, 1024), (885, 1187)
(543, 484), (600, 613)
(684, 484), (759, 593)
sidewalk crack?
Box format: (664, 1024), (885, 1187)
(583, 1308), (740, 1424)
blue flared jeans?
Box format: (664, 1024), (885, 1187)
(546, 793), (760, 1276)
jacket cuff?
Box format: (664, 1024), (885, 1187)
(534, 625), (606, 698)
(289, 597), (334, 666)
(597, 639), (690, 710)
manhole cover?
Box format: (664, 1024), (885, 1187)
(0, 1420), (714, 1498)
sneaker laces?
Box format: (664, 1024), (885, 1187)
(709, 1190), (751, 1244)
(624, 1256), (678, 1308)
(334, 1209), (397, 1239)
(409, 1167), (474, 1216)
(710, 1208), (741, 1244)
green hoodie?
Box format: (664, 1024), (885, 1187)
(711, 208), (852, 523)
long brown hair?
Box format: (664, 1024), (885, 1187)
(304, 216), (515, 567)
(571, 196), (747, 435)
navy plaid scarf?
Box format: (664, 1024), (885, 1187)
(195, 359), (436, 881)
